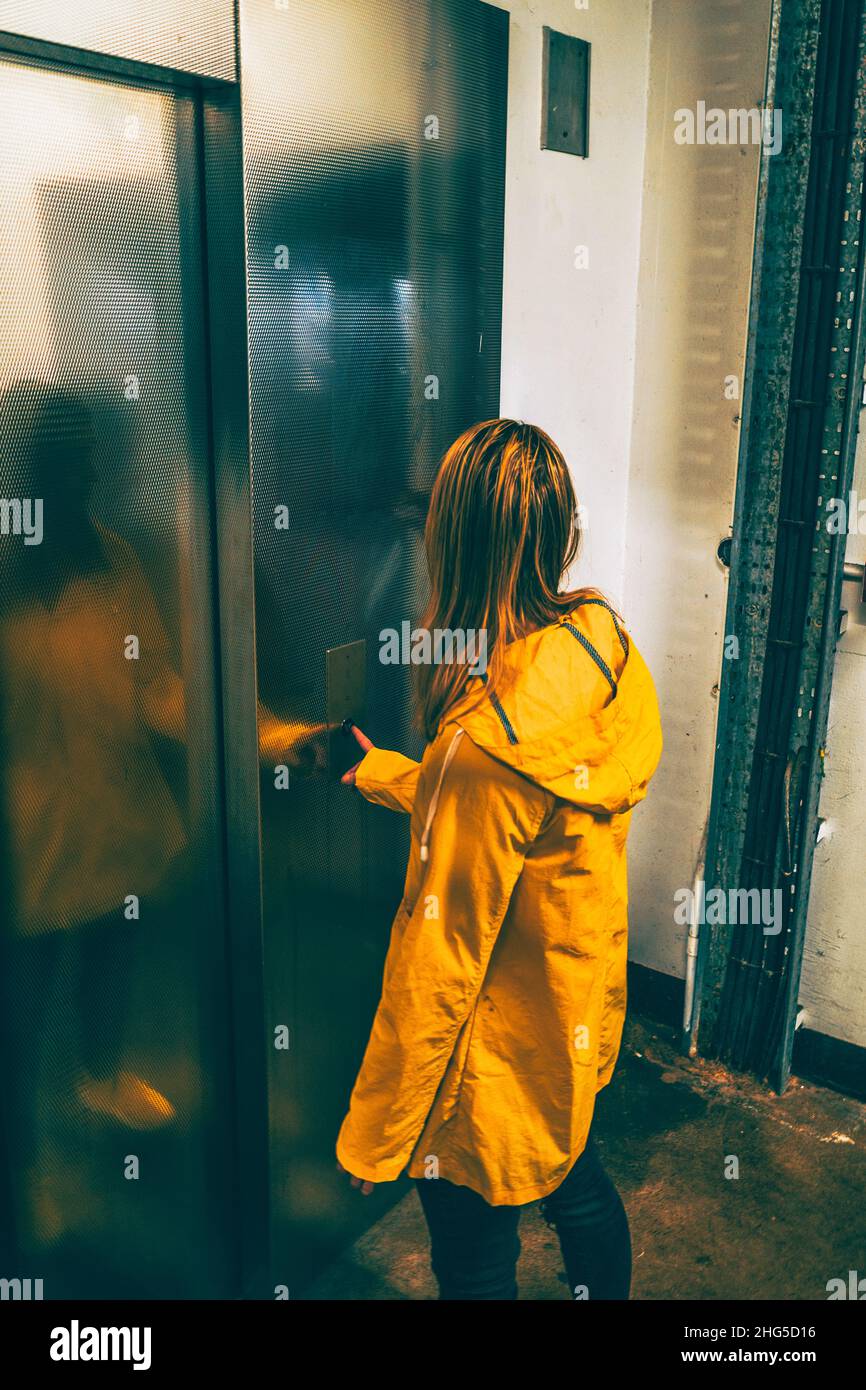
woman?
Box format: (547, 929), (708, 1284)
(336, 418), (662, 1300)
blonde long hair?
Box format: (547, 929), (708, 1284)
(414, 418), (605, 740)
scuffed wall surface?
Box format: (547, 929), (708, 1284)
(491, 0), (653, 600)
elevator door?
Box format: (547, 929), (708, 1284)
(0, 56), (237, 1297)
(239, 0), (508, 1290)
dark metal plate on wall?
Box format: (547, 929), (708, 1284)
(238, 0), (508, 1290)
(326, 641), (367, 781)
(542, 27), (590, 157)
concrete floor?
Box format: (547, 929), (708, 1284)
(308, 1014), (866, 1300)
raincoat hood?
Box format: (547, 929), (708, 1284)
(443, 603), (662, 816)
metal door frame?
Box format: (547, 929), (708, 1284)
(690, 0), (866, 1091)
(0, 28), (270, 1298)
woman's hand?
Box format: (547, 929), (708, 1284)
(341, 723), (374, 786)
(336, 1160), (375, 1196)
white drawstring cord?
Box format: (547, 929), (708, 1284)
(419, 728), (465, 863)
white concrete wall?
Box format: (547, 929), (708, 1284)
(799, 431), (866, 1048)
(622, 0), (771, 978)
(492, 0), (772, 982)
(491, 0), (653, 600)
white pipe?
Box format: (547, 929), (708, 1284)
(682, 825), (708, 1048)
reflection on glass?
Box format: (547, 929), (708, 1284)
(0, 57), (234, 1294)
(1, 381), (187, 1243)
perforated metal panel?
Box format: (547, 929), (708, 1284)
(0, 0), (236, 80)
(0, 55), (236, 1296)
(238, 0), (508, 1289)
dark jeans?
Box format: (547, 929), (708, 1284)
(415, 1132), (631, 1300)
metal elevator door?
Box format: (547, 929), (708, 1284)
(239, 0), (508, 1291)
(0, 55), (238, 1297)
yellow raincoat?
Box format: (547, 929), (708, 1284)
(336, 599), (662, 1205)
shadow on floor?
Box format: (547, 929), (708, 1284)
(305, 1013), (866, 1300)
